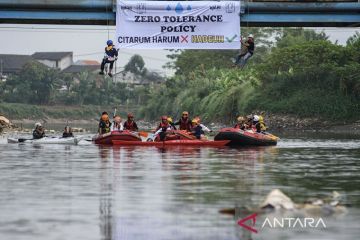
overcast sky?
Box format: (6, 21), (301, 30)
(0, 24), (358, 76)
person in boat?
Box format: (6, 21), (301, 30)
(98, 112), (112, 134)
(111, 115), (124, 132)
(155, 116), (175, 141)
(123, 113), (139, 132)
(245, 114), (253, 130)
(174, 111), (192, 132)
(62, 126), (74, 138)
(257, 115), (267, 133)
(191, 117), (212, 140)
(167, 117), (177, 130)
(233, 35), (255, 68)
(33, 122), (45, 139)
(234, 116), (247, 130)
(99, 40), (118, 77)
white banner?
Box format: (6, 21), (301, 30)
(116, 1), (240, 49)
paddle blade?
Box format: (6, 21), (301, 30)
(139, 131), (149, 137)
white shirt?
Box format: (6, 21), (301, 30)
(111, 122), (124, 131)
(200, 124), (211, 132)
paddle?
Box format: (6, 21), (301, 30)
(18, 138), (33, 143)
(174, 130), (195, 140)
(138, 131), (148, 137)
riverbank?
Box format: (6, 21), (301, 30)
(1, 103), (359, 135)
(265, 114), (360, 134)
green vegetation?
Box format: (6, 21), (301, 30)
(0, 55), (157, 108)
(139, 28), (360, 122)
(0, 102), (135, 120)
(1, 28), (359, 123)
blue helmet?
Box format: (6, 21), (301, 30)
(106, 40), (113, 46)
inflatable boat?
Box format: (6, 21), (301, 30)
(214, 128), (278, 146)
(93, 131), (141, 144)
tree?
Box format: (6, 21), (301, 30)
(164, 27), (280, 76)
(4, 61), (60, 104)
(124, 54), (147, 75)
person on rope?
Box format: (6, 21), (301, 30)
(99, 40), (118, 77)
(98, 112), (112, 134)
(33, 122), (45, 139)
(233, 34), (255, 68)
(111, 115), (124, 132)
(174, 111), (192, 132)
(191, 117), (212, 139)
(123, 113), (139, 132)
(62, 125), (74, 138)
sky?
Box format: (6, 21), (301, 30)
(0, 24), (358, 76)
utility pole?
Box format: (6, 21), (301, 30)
(0, 59), (3, 81)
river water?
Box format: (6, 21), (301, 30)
(0, 132), (359, 240)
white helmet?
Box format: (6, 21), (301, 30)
(253, 115), (260, 122)
(248, 34), (254, 39)
(35, 122), (42, 128)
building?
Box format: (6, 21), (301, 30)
(32, 52), (73, 70)
(114, 71), (165, 86)
(62, 64), (99, 74)
(0, 54), (35, 80)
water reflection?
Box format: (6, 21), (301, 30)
(0, 134), (359, 240)
(98, 147), (114, 240)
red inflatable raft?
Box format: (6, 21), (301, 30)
(112, 139), (230, 147)
(214, 128), (278, 146)
(93, 131), (141, 144)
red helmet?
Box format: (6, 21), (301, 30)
(161, 115), (168, 120)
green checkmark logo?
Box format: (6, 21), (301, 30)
(226, 34), (237, 43)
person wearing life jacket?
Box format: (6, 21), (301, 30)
(167, 117), (177, 130)
(174, 111), (192, 132)
(257, 115), (267, 133)
(33, 122), (45, 139)
(123, 113), (139, 132)
(99, 40), (118, 77)
(233, 34), (255, 67)
(252, 115), (261, 133)
(245, 114), (254, 130)
(62, 125), (74, 138)
(155, 116), (174, 141)
(234, 116), (246, 130)
(98, 112), (111, 134)
(111, 115), (124, 132)
(191, 117), (212, 140)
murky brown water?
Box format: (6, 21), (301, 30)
(0, 132), (359, 240)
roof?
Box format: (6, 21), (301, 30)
(62, 64), (100, 73)
(75, 60), (100, 65)
(32, 52), (72, 61)
(0, 54), (35, 74)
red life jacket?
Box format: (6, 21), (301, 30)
(179, 118), (191, 131)
(124, 120), (136, 131)
(157, 122), (169, 131)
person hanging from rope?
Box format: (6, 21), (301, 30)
(99, 40), (118, 77)
(233, 34), (255, 68)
